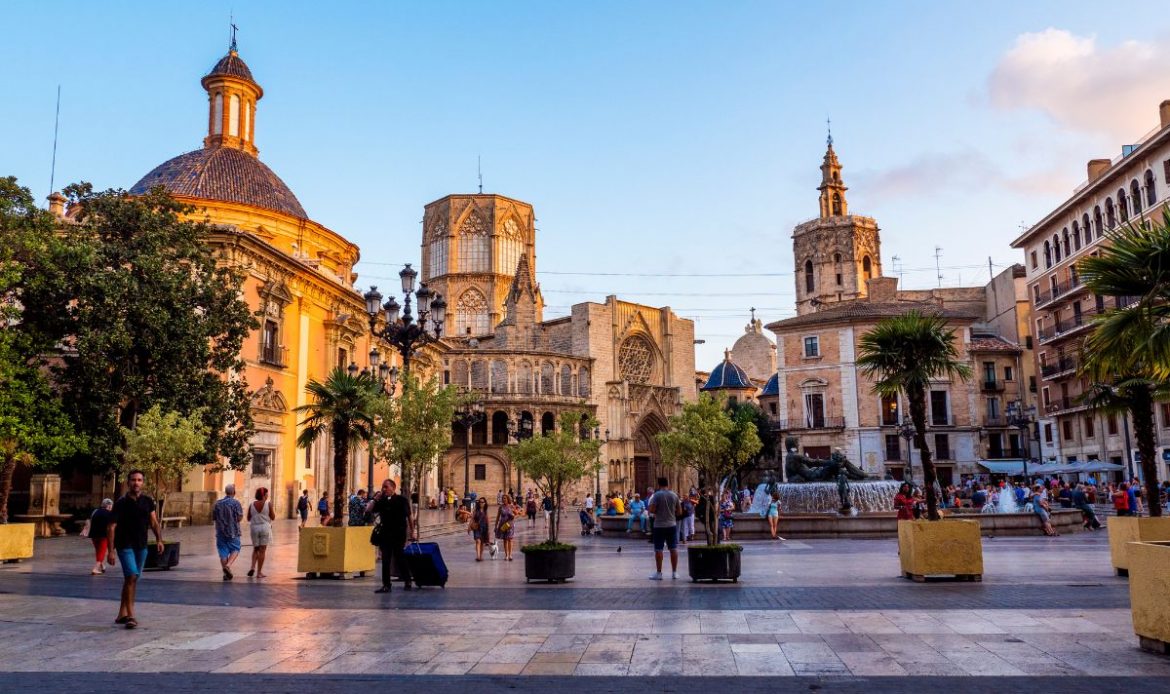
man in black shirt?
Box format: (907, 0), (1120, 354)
(107, 470), (164, 629)
(367, 479), (414, 593)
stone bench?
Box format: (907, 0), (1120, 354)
(160, 516), (189, 528)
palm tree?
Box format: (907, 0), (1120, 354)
(1078, 208), (1170, 517)
(857, 311), (972, 521)
(294, 368), (378, 527)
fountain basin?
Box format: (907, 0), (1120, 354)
(748, 480), (900, 515)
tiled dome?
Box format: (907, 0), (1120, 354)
(130, 147), (307, 219)
(761, 373), (779, 396)
(207, 50), (255, 83)
(702, 350), (754, 391)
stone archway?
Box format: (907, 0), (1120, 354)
(632, 412), (668, 497)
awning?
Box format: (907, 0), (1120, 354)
(977, 460), (1027, 474)
(977, 460), (1126, 475)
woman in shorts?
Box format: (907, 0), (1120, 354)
(247, 487), (274, 578)
(766, 491), (782, 540)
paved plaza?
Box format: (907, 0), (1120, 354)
(3, 516), (1170, 692)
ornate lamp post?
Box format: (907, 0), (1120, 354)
(1006, 402), (1037, 481)
(363, 264), (446, 375)
(453, 399), (486, 500)
(508, 415), (534, 496)
(360, 349), (399, 496)
(898, 420), (916, 486)
(592, 427), (610, 503)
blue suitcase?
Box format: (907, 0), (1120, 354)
(404, 541), (448, 588)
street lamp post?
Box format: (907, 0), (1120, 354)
(1007, 402), (1036, 482)
(363, 264), (446, 376)
(453, 399), (485, 500)
(508, 415), (534, 496)
(898, 421), (916, 486)
(361, 349), (398, 496)
(592, 427), (610, 503)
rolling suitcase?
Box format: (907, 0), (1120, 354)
(404, 541), (448, 588)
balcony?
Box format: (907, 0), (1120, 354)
(1040, 354), (1078, 379)
(985, 448), (1025, 460)
(1034, 273), (1088, 310)
(1044, 396), (1086, 415)
(981, 379), (1005, 393)
(773, 417), (846, 431)
(259, 343), (288, 368)
(983, 416), (1008, 427)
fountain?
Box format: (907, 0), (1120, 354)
(748, 478), (900, 515)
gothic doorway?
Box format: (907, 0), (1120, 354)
(634, 456), (653, 495)
(632, 413), (667, 496)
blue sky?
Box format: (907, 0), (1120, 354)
(4, 1), (1169, 367)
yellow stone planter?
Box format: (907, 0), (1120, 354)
(296, 525), (376, 578)
(0, 523), (36, 562)
(1107, 516), (1170, 576)
(1127, 541), (1170, 654)
(898, 519), (983, 582)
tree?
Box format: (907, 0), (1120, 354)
(294, 368), (378, 527)
(118, 405), (206, 517)
(507, 411), (601, 545)
(0, 177), (85, 523)
(657, 393), (760, 546)
(856, 311), (971, 521)
(13, 182), (257, 474)
(728, 401), (775, 485)
(1078, 209), (1170, 517)
(371, 372), (460, 528)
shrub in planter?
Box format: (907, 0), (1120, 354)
(686, 543), (742, 583)
(508, 412), (601, 585)
(145, 540), (181, 571)
(521, 541), (577, 583)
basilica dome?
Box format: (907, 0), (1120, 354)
(130, 147), (306, 218)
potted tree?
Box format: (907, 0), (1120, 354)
(119, 404), (206, 570)
(657, 394), (760, 582)
(372, 371), (460, 533)
(857, 311), (981, 582)
(1077, 212), (1170, 580)
(294, 368), (379, 578)
(509, 411), (601, 583)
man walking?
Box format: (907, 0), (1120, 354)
(106, 470), (164, 629)
(369, 479), (414, 593)
(348, 489), (368, 526)
(213, 484), (243, 580)
(296, 490), (310, 528)
(647, 477), (682, 580)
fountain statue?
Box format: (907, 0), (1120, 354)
(784, 438), (869, 483)
(740, 436), (899, 515)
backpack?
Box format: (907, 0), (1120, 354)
(681, 499), (694, 518)
(297, 496), (308, 512)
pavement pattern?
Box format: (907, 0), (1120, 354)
(2, 512), (1169, 691)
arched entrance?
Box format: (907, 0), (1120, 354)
(632, 413), (667, 496)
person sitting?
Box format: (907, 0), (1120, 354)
(626, 494), (648, 533)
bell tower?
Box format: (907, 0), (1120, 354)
(201, 29), (262, 156)
(792, 132), (883, 315)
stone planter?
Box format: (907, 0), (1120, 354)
(145, 541), (181, 571)
(1128, 541), (1170, 654)
(898, 519), (983, 582)
(687, 545), (742, 583)
(0, 523), (35, 563)
(1107, 516), (1170, 577)
(296, 526), (375, 579)
(522, 546), (576, 583)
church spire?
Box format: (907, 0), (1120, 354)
(817, 127), (847, 219)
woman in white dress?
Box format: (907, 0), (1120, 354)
(247, 487), (273, 578)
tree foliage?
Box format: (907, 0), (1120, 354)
(9, 181), (257, 473)
(507, 411), (601, 544)
(856, 311), (971, 521)
(372, 372), (461, 527)
(657, 393), (760, 546)
(294, 368), (379, 527)
(119, 404), (206, 512)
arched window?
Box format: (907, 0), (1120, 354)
(228, 94), (240, 137)
(1071, 224), (1081, 251)
(833, 253), (841, 263)
(452, 360), (469, 387)
(541, 412), (555, 436)
(451, 421), (467, 446)
(491, 359), (508, 394)
(454, 288), (489, 336)
(517, 362), (533, 394)
(1105, 199), (1116, 228)
(560, 365), (572, 395)
(1131, 180), (1143, 214)
(578, 367), (590, 397)
(470, 360), (488, 390)
(1081, 214), (1091, 245)
(426, 220), (448, 279)
(831, 193), (842, 215)
(495, 218), (524, 274)
(1118, 189), (1129, 222)
(213, 93), (223, 135)
(1052, 234), (1062, 262)
(491, 411), (509, 445)
(1145, 169), (1157, 207)
(459, 211), (490, 272)
(540, 362), (555, 394)
(1093, 206), (1103, 238)
(862, 256), (873, 280)
(1061, 228), (1070, 257)
(804, 259), (814, 293)
(243, 100), (251, 141)
(1043, 241), (1052, 268)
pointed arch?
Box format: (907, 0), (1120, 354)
(459, 210), (489, 272)
(804, 259), (815, 293)
(455, 287), (489, 336)
(495, 216), (524, 274)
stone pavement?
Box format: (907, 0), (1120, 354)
(2, 516), (1169, 690)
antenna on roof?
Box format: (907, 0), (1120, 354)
(48, 84), (61, 197)
(892, 255), (903, 285)
(477, 155), (483, 194)
(934, 246), (944, 287)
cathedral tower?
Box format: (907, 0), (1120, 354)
(792, 135), (883, 315)
(420, 194), (541, 338)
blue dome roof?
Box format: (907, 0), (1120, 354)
(702, 351), (754, 391)
(761, 373), (779, 396)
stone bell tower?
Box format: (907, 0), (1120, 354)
(793, 130), (883, 315)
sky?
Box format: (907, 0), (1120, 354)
(4, 1), (1170, 368)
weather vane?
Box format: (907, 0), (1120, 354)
(826, 117), (833, 147)
(229, 15), (238, 52)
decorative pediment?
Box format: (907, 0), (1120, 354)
(325, 308), (365, 346)
(251, 377), (287, 412)
(259, 276), (294, 305)
(799, 377), (829, 389)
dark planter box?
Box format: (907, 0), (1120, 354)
(524, 548), (576, 583)
(145, 541), (181, 571)
(687, 545), (741, 583)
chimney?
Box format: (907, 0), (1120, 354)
(1161, 100), (1170, 129)
(866, 276), (899, 302)
(47, 192), (66, 218)
(1087, 159), (1110, 182)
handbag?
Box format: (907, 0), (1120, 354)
(469, 518), (480, 532)
(79, 518), (91, 538)
(369, 520), (384, 546)
(498, 520), (512, 534)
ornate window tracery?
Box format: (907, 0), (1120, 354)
(460, 212), (489, 273)
(496, 218), (524, 274)
(427, 220), (448, 279)
(618, 336), (654, 384)
(454, 288), (489, 336)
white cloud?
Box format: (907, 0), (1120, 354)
(987, 29), (1170, 140)
(854, 150), (1074, 199)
